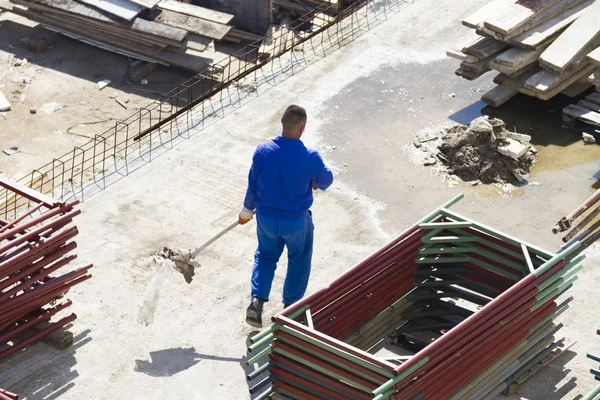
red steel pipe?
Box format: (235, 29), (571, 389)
(0, 389), (17, 400)
(0, 300), (72, 345)
(0, 255), (78, 303)
(313, 253), (419, 326)
(0, 313), (77, 360)
(0, 203), (44, 234)
(276, 330), (388, 383)
(0, 243), (77, 292)
(282, 225), (421, 318)
(272, 366), (348, 399)
(275, 315), (396, 370)
(306, 232), (424, 317)
(392, 260), (566, 376)
(0, 205), (77, 243)
(270, 353), (371, 399)
(272, 378), (312, 399)
(272, 340), (380, 391)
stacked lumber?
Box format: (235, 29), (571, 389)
(245, 194), (584, 400)
(4, 0), (235, 72)
(0, 176), (92, 362)
(448, 0), (600, 107)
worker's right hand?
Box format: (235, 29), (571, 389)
(239, 207), (254, 225)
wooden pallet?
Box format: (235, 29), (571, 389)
(503, 338), (576, 396)
(562, 91), (600, 130)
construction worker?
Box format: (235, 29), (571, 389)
(239, 105), (334, 327)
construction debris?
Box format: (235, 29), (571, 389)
(422, 117), (537, 185)
(2, 147), (20, 156)
(97, 79), (111, 91)
(449, 0), (600, 108)
(4, 0), (236, 72)
(246, 195), (583, 400)
(0, 176), (92, 362)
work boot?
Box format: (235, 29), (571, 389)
(246, 297), (264, 327)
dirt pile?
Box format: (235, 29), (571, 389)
(434, 117), (537, 185)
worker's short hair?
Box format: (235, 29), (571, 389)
(282, 105), (307, 130)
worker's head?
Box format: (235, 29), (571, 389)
(281, 105), (307, 139)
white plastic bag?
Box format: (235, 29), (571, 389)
(137, 257), (174, 326)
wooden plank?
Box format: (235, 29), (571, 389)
(128, 0), (159, 9)
(155, 46), (212, 71)
(76, 0), (142, 21)
(483, 0), (564, 36)
(462, 0), (511, 29)
(562, 81), (593, 97)
(446, 48), (479, 63)
(578, 99), (600, 112)
(462, 37), (509, 59)
(509, 0), (592, 50)
(127, 61), (157, 82)
(157, 0), (233, 24)
(478, 0), (588, 42)
(585, 92), (600, 105)
(536, 63), (597, 100)
(589, 47), (600, 66)
(183, 33), (211, 52)
(539, 0), (600, 73)
(13, 0), (187, 44)
(482, 69), (538, 107)
(154, 9), (230, 40)
(494, 45), (546, 68)
(525, 62), (592, 93)
(563, 104), (600, 127)
(489, 58), (537, 77)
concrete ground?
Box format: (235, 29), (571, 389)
(2, 0), (600, 399)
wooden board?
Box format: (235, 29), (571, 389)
(76, 0), (142, 21)
(483, 0), (564, 35)
(539, 0), (600, 73)
(462, 0), (512, 29)
(183, 33), (211, 52)
(509, 0), (592, 50)
(562, 81), (593, 97)
(462, 37), (508, 59)
(478, 0), (587, 42)
(13, 0), (188, 44)
(494, 45), (546, 68)
(446, 48), (479, 63)
(525, 63), (593, 93)
(128, 0), (159, 8)
(589, 47), (600, 66)
(489, 58), (537, 77)
(154, 9), (230, 40)
(578, 100), (600, 112)
(482, 69), (538, 107)
(563, 105), (600, 127)
(157, 0), (233, 24)
(536, 63), (597, 100)
(585, 92), (600, 105)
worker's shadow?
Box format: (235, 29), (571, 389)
(134, 347), (243, 377)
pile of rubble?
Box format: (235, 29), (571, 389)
(417, 117), (537, 185)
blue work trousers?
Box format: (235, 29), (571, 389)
(251, 212), (314, 305)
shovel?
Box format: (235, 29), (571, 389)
(158, 220), (241, 283)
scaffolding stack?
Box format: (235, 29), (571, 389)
(584, 327), (600, 400)
(246, 194), (583, 400)
(0, 176), (92, 361)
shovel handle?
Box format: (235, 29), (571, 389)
(191, 220), (241, 259)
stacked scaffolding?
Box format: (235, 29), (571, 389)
(246, 194), (583, 399)
(0, 176), (92, 360)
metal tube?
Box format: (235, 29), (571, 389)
(562, 205), (600, 243)
(553, 188), (600, 234)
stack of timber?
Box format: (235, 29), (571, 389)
(3, 0), (235, 72)
(447, 0), (600, 108)
(245, 194), (584, 400)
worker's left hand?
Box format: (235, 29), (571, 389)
(239, 207), (254, 225)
